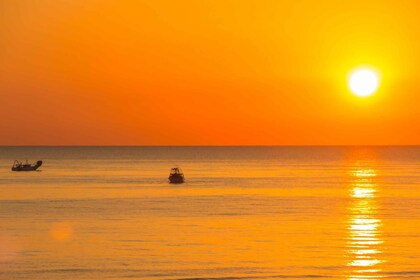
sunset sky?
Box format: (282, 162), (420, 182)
(1, 0), (420, 145)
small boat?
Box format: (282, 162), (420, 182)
(11, 160), (43, 171)
(168, 167), (184, 184)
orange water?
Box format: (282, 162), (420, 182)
(0, 147), (419, 279)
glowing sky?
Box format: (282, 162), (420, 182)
(1, 0), (420, 145)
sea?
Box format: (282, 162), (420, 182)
(0, 146), (418, 279)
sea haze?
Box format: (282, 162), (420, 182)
(0, 146), (419, 279)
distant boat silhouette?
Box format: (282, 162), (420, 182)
(11, 160), (43, 171)
(168, 167), (184, 184)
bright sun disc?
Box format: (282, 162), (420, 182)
(348, 68), (379, 97)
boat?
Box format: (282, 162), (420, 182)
(168, 167), (184, 183)
(11, 160), (43, 171)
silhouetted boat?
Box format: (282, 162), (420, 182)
(168, 167), (184, 183)
(11, 160), (43, 171)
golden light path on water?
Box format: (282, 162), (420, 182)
(347, 167), (384, 279)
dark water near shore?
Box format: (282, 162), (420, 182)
(0, 146), (419, 279)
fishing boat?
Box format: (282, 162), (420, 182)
(168, 167), (184, 184)
(11, 160), (43, 171)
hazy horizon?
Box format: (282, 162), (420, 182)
(2, 144), (420, 147)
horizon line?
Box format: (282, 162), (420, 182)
(1, 145), (420, 147)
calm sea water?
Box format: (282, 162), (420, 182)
(0, 146), (419, 279)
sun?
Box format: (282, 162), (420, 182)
(348, 68), (379, 97)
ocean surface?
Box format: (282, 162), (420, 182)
(0, 146), (419, 279)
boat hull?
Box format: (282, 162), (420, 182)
(11, 166), (41, 171)
(169, 174), (184, 184)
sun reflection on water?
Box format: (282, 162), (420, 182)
(347, 167), (384, 279)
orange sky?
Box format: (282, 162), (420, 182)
(1, 0), (420, 145)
